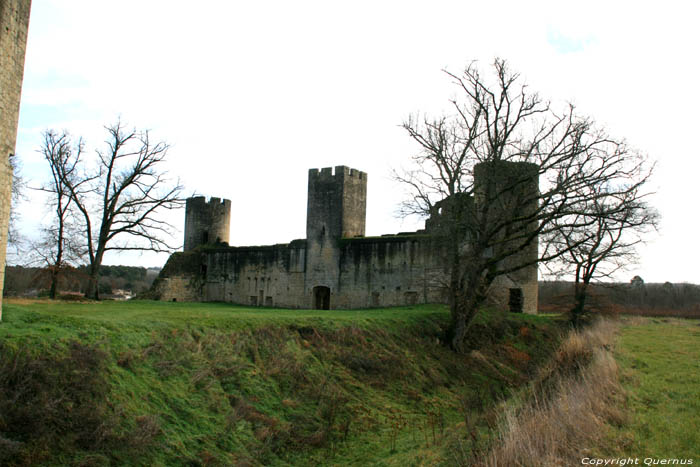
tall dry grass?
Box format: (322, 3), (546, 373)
(479, 319), (625, 466)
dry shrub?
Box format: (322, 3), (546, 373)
(532, 319), (617, 400)
(501, 344), (531, 367)
(475, 319), (625, 466)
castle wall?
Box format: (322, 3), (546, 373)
(151, 250), (206, 302)
(201, 242), (307, 308)
(154, 162), (539, 313)
(154, 235), (451, 309)
(334, 236), (448, 308)
(0, 0), (32, 318)
(154, 232), (537, 312)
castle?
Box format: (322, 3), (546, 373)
(153, 163), (539, 313)
(0, 0), (538, 315)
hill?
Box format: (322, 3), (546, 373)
(0, 300), (560, 466)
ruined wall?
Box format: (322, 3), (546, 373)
(153, 234), (451, 310)
(201, 241), (307, 307)
(0, 0), (31, 317)
(151, 251), (205, 302)
(183, 196), (231, 251)
(334, 235), (449, 308)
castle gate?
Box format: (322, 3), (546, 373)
(313, 286), (330, 310)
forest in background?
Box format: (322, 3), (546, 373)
(2, 265), (160, 299)
(538, 280), (700, 318)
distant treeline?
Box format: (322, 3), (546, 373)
(3, 265), (161, 298)
(539, 280), (700, 318)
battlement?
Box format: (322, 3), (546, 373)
(306, 164), (367, 242)
(186, 196), (231, 208)
(308, 165), (366, 180)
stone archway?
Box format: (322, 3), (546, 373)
(313, 286), (330, 310)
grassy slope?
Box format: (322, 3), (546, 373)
(604, 318), (700, 460)
(0, 300), (559, 466)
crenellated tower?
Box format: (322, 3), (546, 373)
(183, 196), (231, 251)
(306, 165), (367, 241)
(305, 166), (367, 308)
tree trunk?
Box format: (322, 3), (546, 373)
(86, 266), (101, 300)
(86, 249), (105, 300)
(448, 273), (489, 352)
(571, 281), (589, 328)
(49, 267), (59, 299)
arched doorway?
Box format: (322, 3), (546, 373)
(313, 286), (330, 310)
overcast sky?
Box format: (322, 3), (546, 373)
(13, 0), (700, 283)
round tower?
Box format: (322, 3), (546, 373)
(183, 196), (231, 251)
(474, 161), (539, 314)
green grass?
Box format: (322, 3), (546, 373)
(0, 299), (560, 466)
(607, 318), (700, 459)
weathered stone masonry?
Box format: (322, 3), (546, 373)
(153, 163), (539, 313)
(184, 196), (231, 251)
(0, 0), (32, 318)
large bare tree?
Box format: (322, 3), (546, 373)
(396, 59), (656, 350)
(54, 121), (184, 299)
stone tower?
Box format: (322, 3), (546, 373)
(0, 0), (32, 319)
(305, 166), (367, 308)
(183, 196), (231, 251)
(474, 160), (539, 314)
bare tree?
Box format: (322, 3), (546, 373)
(396, 59), (656, 350)
(544, 172), (658, 325)
(6, 153), (27, 262)
(31, 130), (87, 298)
(56, 121), (184, 299)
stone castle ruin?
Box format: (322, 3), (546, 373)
(0, 0), (539, 314)
(153, 163), (539, 313)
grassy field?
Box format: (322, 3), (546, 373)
(0, 299), (560, 466)
(0, 299), (456, 348)
(604, 317), (700, 460)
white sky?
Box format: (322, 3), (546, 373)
(13, 0), (700, 283)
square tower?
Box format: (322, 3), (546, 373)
(304, 166), (367, 308)
(306, 165), (367, 241)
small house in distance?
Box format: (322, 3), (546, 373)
(152, 164), (538, 313)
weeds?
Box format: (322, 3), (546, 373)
(470, 319), (624, 466)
